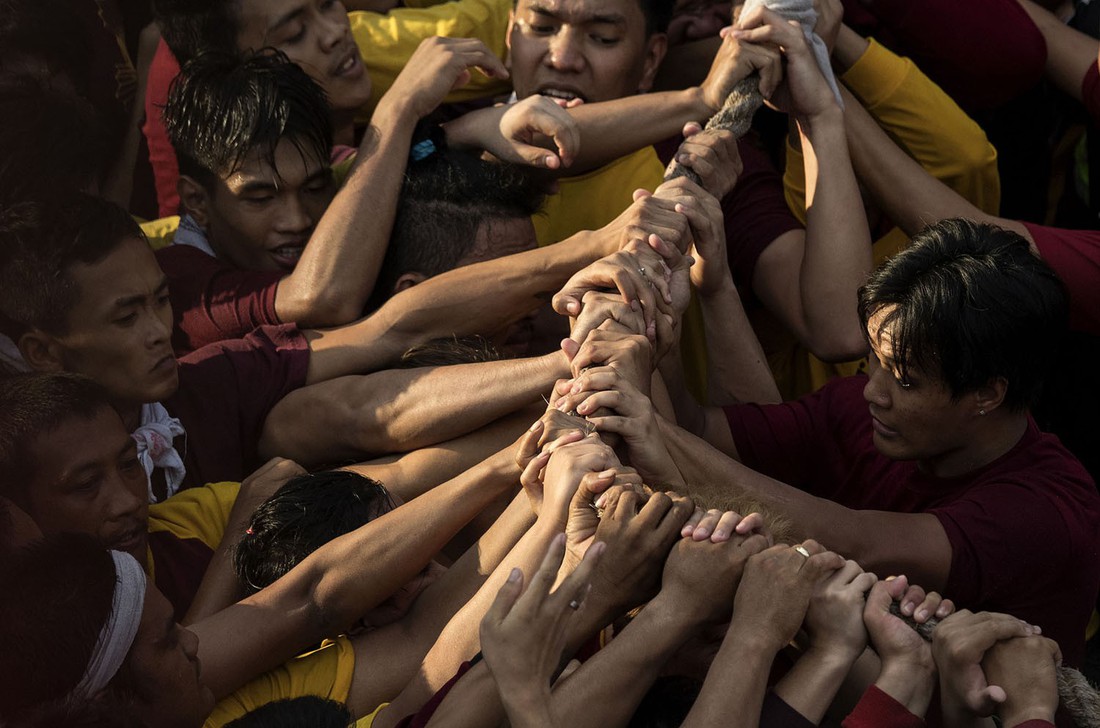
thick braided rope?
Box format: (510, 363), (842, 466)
(665, 0), (841, 188)
(887, 602), (1100, 727)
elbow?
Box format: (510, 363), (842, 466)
(279, 284), (365, 329)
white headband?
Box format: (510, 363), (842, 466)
(71, 550), (147, 699)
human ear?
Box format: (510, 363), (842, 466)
(393, 272), (428, 296)
(975, 378), (1008, 416)
(177, 176), (212, 228)
(17, 331), (65, 373)
(637, 33), (669, 93)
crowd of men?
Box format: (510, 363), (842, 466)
(2, 0), (1100, 725)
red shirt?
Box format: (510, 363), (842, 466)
(165, 324), (310, 489)
(838, 0), (1047, 110)
(1022, 221), (1100, 336)
(144, 38), (183, 218)
(724, 375), (1100, 667)
(156, 244), (284, 356)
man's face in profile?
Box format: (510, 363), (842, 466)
(506, 0), (667, 104)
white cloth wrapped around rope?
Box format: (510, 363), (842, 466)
(738, 0), (843, 107)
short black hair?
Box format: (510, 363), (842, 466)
(0, 194), (144, 338)
(0, 75), (106, 205)
(0, 373), (115, 503)
(165, 49), (334, 191)
(0, 0), (92, 94)
(0, 534), (117, 717)
(370, 149), (546, 308)
(152, 0), (242, 65)
(234, 471), (395, 596)
(225, 696), (352, 728)
(858, 218), (1067, 411)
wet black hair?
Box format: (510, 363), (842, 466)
(225, 696), (352, 728)
(369, 149), (545, 308)
(152, 0), (241, 65)
(165, 49), (333, 191)
(858, 218), (1068, 411)
(234, 471), (395, 596)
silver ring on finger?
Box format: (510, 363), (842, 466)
(793, 545), (811, 559)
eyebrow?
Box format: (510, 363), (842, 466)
(526, 3), (625, 23)
(235, 179), (280, 195)
(111, 279), (170, 311)
(268, 5), (306, 33)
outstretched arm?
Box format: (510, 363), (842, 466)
(260, 351), (572, 465)
(275, 38), (510, 327)
(734, 9), (871, 362)
(190, 423), (526, 700)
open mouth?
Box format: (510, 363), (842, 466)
(111, 526), (145, 553)
(269, 244), (305, 269)
(538, 87), (587, 103)
(332, 48), (362, 78)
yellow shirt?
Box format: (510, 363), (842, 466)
(204, 637), (360, 727)
(778, 38), (1001, 396)
(350, 0), (512, 122)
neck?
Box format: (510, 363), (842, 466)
(919, 412), (1030, 478)
(332, 110), (356, 146)
(120, 402), (143, 433)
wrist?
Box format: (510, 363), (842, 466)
(726, 618), (789, 655)
(1000, 705), (1058, 727)
(875, 659), (935, 717)
(795, 106), (844, 136)
(373, 93), (420, 131)
(802, 642), (864, 670)
(698, 274), (736, 302)
(685, 85), (716, 119)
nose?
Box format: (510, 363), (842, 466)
(317, 11), (347, 53)
(863, 365), (891, 410)
(275, 195), (315, 235)
(106, 472), (146, 522)
(546, 28), (585, 72)
(144, 304), (171, 349)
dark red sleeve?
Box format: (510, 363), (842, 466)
(1012, 722), (1057, 728)
(168, 324), (310, 489)
(654, 137), (802, 298)
(1021, 222), (1100, 336)
(842, 685), (926, 728)
(759, 691), (815, 728)
(846, 0), (1047, 110)
(143, 38), (182, 218)
(722, 376), (868, 495)
(156, 245), (284, 356)
(1082, 62), (1100, 128)
(392, 661), (474, 728)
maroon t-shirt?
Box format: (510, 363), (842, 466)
(156, 245), (284, 356)
(654, 137), (803, 302)
(724, 375), (1100, 667)
(838, 0), (1047, 111)
(1023, 221), (1100, 336)
(164, 323), (310, 490)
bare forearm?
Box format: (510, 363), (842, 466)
(700, 280), (781, 405)
(1018, 0), (1097, 101)
(564, 89), (713, 173)
(381, 229), (612, 339)
(843, 88), (1016, 238)
(682, 627), (780, 728)
(775, 647), (861, 723)
(797, 109), (871, 361)
(277, 100), (417, 326)
(658, 417), (950, 587)
(548, 597), (697, 727)
(263, 352), (570, 464)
